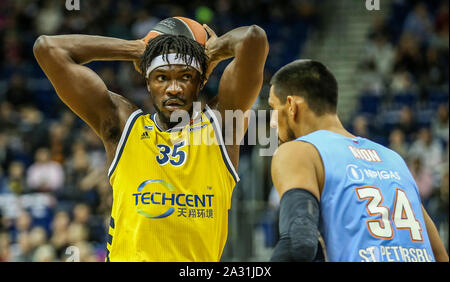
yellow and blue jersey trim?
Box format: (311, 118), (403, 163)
(108, 109), (143, 180)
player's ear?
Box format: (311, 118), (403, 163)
(146, 78), (152, 93)
(286, 96), (297, 119)
(199, 77), (206, 90)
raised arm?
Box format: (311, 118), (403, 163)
(203, 25), (268, 169)
(33, 35), (145, 143)
(204, 25), (269, 123)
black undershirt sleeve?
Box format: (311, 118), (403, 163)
(270, 188), (320, 262)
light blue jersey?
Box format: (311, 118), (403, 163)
(297, 130), (435, 262)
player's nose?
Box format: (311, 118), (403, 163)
(166, 80), (183, 96)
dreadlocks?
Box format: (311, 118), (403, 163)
(139, 34), (209, 83)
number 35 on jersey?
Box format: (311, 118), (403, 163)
(156, 141), (187, 167)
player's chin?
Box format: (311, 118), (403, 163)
(164, 105), (192, 121)
(164, 105), (188, 112)
(164, 105), (185, 112)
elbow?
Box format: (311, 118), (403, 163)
(246, 25), (267, 41)
(244, 25), (269, 55)
(271, 236), (318, 262)
(290, 238), (318, 262)
(33, 35), (54, 59)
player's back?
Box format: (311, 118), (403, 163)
(297, 130), (435, 262)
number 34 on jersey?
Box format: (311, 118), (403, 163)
(355, 186), (423, 242)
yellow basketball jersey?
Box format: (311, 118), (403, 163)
(106, 105), (239, 262)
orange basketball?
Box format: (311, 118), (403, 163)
(142, 17), (208, 45)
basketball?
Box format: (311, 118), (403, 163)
(142, 17), (209, 45)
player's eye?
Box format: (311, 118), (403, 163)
(156, 75), (167, 82)
(182, 74), (192, 80)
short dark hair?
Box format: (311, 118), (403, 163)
(270, 60), (338, 116)
(140, 34), (208, 83)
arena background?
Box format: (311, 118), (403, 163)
(0, 0), (448, 262)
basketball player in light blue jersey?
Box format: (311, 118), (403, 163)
(268, 60), (448, 262)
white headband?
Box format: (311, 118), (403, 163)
(145, 53), (202, 78)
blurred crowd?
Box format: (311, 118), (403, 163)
(353, 0), (449, 249)
(0, 0), (448, 262)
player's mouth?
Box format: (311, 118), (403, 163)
(163, 99), (186, 111)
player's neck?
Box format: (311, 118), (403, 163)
(155, 109), (202, 131)
(154, 113), (181, 131)
(296, 113), (354, 138)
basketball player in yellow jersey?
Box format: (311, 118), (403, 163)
(33, 22), (268, 261)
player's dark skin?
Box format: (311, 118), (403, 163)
(33, 24), (269, 173)
(147, 65), (203, 127)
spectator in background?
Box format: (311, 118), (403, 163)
(95, 179), (113, 217)
(403, 2), (433, 45)
(59, 142), (102, 210)
(355, 59), (386, 96)
(431, 1), (449, 50)
(67, 222), (89, 247)
(32, 244), (56, 262)
(2, 31), (24, 68)
(14, 210), (32, 237)
(5, 73), (32, 110)
(98, 67), (123, 95)
(65, 143), (90, 189)
(72, 203), (104, 244)
(427, 168), (449, 248)
(393, 33), (425, 80)
(0, 132), (9, 170)
(432, 103), (449, 145)
(75, 240), (98, 262)
(35, 0), (63, 35)
(28, 226), (48, 255)
(9, 232), (33, 261)
(79, 125), (106, 169)
(18, 106), (48, 155)
(2, 161), (26, 194)
(397, 106), (417, 142)
(388, 128), (409, 159)
(352, 115), (370, 139)
(48, 122), (69, 164)
(408, 127), (444, 184)
(0, 232), (11, 261)
(105, 2), (133, 40)
(363, 33), (395, 80)
(409, 156), (435, 205)
(131, 11), (160, 39)
(72, 203), (90, 227)
(26, 147), (64, 192)
(390, 70), (417, 94)
(0, 102), (18, 132)
(421, 47), (448, 89)
(49, 210), (70, 258)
